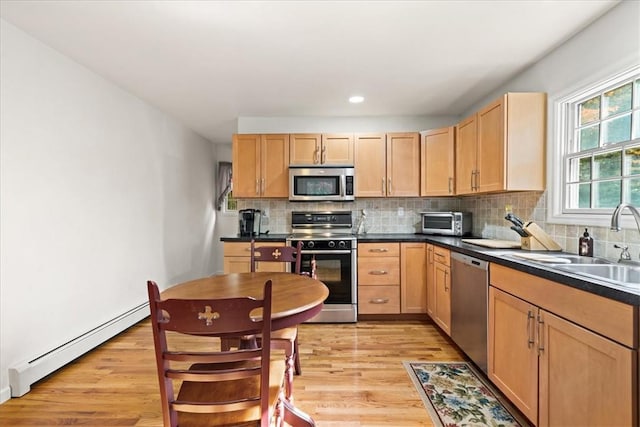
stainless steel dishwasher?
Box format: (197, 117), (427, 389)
(450, 252), (489, 373)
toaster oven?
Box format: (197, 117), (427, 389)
(421, 211), (472, 236)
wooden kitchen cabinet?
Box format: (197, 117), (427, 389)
(357, 243), (400, 314)
(400, 242), (427, 313)
(421, 126), (455, 196)
(223, 242), (286, 274)
(455, 93), (546, 195)
(489, 264), (636, 426)
(289, 133), (354, 165)
(232, 134), (289, 198)
(426, 244), (435, 317)
(354, 132), (420, 197)
(431, 246), (451, 334)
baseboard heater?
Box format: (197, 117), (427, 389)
(8, 302), (149, 397)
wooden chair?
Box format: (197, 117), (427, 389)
(221, 240), (304, 401)
(147, 280), (316, 427)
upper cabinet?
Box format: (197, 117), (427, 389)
(289, 133), (354, 165)
(455, 92), (546, 195)
(421, 126), (455, 196)
(355, 132), (420, 197)
(232, 134), (290, 198)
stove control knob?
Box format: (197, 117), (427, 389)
(328, 241), (336, 248)
(307, 241), (315, 249)
(338, 240), (347, 249)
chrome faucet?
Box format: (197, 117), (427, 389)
(610, 203), (640, 263)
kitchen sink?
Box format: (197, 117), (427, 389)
(554, 264), (640, 288)
(492, 251), (612, 265)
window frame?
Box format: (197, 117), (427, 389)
(548, 64), (640, 228)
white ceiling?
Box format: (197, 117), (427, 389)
(0, 0), (620, 143)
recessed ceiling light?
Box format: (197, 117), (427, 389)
(349, 95), (364, 104)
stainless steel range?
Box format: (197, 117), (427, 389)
(286, 211), (357, 323)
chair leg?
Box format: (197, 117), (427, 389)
(284, 348), (295, 402)
(293, 337), (301, 376)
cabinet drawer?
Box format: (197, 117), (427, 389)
(358, 285), (400, 314)
(433, 246), (450, 266)
(358, 258), (400, 285)
(223, 241), (283, 257)
(358, 243), (400, 257)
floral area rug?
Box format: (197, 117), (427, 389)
(404, 361), (525, 427)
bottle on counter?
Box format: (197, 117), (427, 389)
(578, 228), (594, 256)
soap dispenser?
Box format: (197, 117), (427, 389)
(578, 228), (594, 256)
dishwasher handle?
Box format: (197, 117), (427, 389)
(451, 252), (489, 270)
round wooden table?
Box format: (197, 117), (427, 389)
(161, 272), (329, 330)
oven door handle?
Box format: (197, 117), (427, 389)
(300, 250), (352, 255)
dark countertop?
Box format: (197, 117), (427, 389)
(220, 233), (640, 305)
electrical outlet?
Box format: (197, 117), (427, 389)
(398, 207), (404, 217)
(505, 204), (513, 214)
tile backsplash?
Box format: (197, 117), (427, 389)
(237, 191), (639, 262)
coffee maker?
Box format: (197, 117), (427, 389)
(239, 209), (262, 237)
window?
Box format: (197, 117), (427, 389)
(224, 190), (237, 212)
(560, 68), (640, 216)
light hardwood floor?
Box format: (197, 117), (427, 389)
(0, 319), (466, 426)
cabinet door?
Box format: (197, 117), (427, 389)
(421, 127), (455, 196)
(477, 96), (505, 193)
(455, 114), (477, 195)
(289, 133), (321, 165)
(261, 134), (290, 197)
(354, 133), (387, 197)
(321, 134), (354, 165)
(386, 132), (420, 197)
(426, 244), (435, 317)
(433, 261), (451, 335)
(232, 134), (261, 197)
(400, 243), (427, 313)
(538, 310), (635, 427)
(488, 286), (538, 424)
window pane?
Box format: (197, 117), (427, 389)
(567, 183), (591, 208)
(602, 114), (631, 145)
(635, 79), (640, 108)
(634, 110), (640, 139)
(579, 183), (591, 208)
(579, 124), (600, 151)
(579, 96), (600, 124)
(593, 180), (621, 208)
(593, 151), (621, 179)
(568, 157), (592, 182)
(624, 146), (640, 175)
(602, 83), (632, 118)
(624, 177), (640, 205)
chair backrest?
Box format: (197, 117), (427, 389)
(147, 280), (274, 427)
(251, 240), (302, 274)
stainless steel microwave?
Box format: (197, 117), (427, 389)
(289, 166), (355, 202)
(421, 211), (472, 236)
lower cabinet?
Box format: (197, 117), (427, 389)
(222, 242), (286, 273)
(400, 242), (427, 313)
(426, 245), (451, 334)
(358, 243), (400, 314)
(489, 264), (636, 426)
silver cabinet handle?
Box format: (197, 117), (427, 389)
(444, 270), (449, 291)
(448, 177), (453, 194)
(261, 177), (265, 194)
(527, 310), (535, 348)
(369, 270), (388, 275)
(314, 147), (320, 164)
(369, 248), (389, 253)
(370, 298), (389, 304)
(321, 145), (326, 164)
(255, 179), (260, 195)
(537, 314), (545, 354)
(470, 171), (474, 190)
(381, 177), (386, 195)
(388, 178), (392, 195)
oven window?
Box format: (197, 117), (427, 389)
(294, 176), (340, 196)
(423, 216), (452, 229)
(295, 253), (353, 304)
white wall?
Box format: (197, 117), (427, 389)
(238, 115), (459, 134)
(0, 20), (216, 400)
